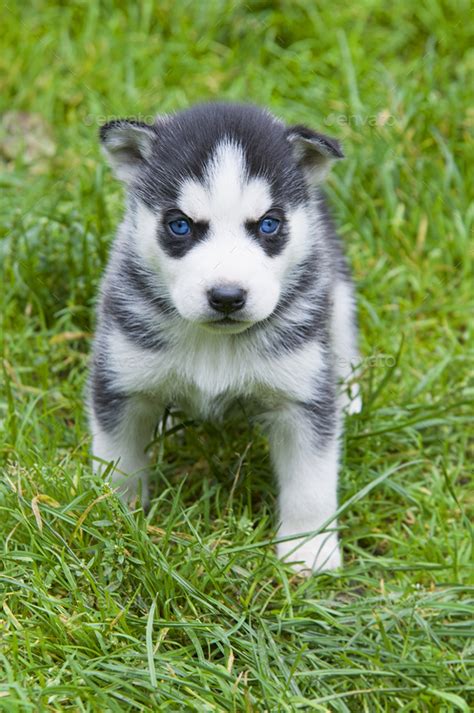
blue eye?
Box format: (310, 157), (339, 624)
(168, 218), (191, 236)
(259, 217), (280, 235)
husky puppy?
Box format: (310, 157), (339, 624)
(89, 102), (361, 573)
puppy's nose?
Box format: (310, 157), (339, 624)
(207, 286), (247, 314)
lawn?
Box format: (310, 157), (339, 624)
(1, 1), (473, 710)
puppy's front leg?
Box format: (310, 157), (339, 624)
(90, 387), (161, 509)
(267, 402), (342, 573)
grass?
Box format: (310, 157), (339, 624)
(0, 0), (473, 710)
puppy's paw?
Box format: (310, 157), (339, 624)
(114, 475), (150, 512)
(277, 533), (341, 574)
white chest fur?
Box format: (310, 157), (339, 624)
(105, 325), (324, 417)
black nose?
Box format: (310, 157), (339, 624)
(207, 286), (247, 314)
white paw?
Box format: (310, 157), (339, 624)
(277, 533), (341, 574)
(113, 473), (150, 511)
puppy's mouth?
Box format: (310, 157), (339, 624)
(201, 316), (253, 334)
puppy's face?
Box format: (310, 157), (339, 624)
(101, 104), (342, 333)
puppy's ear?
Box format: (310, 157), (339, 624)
(286, 125), (344, 183)
(99, 120), (157, 183)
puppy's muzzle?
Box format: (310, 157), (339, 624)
(207, 285), (247, 315)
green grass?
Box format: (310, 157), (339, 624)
(1, 0), (473, 710)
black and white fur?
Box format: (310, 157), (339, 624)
(88, 103), (361, 573)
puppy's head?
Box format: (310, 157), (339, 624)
(100, 103), (342, 334)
